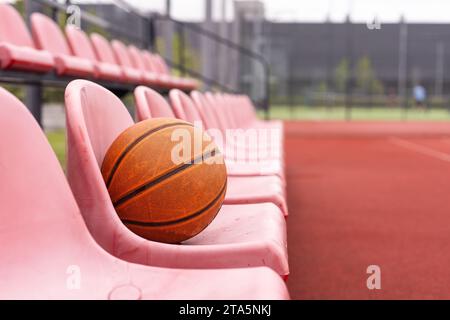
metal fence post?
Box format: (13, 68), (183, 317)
(25, 85), (43, 126)
(25, 0), (44, 126)
(163, 0), (173, 67)
(177, 24), (186, 77)
(264, 60), (270, 120)
(148, 14), (156, 51)
(345, 14), (353, 121)
(202, 0), (213, 91)
(398, 16), (408, 118)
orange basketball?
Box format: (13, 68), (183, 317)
(101, 118), (227, 244)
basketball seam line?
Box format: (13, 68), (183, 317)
(113, 148), (221, 207)
(121, 180), (227, 227)
(104, 122), (193, 188)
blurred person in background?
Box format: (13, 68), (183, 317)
(413, 84), (427, 110)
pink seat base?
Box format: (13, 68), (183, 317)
(184, 203), (289, 276)
(121, 66), (142, 83)
(225, 176), (288, 216)
(95, 61), (123, 81)
(226, 160), (285, 181)
(55, 53), (95, 77)
(0, 43), (54, 72)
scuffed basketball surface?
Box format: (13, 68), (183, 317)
(101, 118), (227, 243)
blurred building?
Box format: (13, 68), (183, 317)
(78, 1), (450, 106)
(262, 21), (450, 105)
(234, 0), (265, 19)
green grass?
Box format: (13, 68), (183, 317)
(258, 106), (450, 121)
(46, 130), (66, 170)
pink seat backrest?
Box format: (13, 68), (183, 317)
(190, 91), (220, 131)
(236, 95), (258, 126)
(243, 95), (258, 118)
(215, 93), (237, 129)
(232, 95), (245, 127)
(31, 13), (71, 55)
(204, 92), (228, 131)
(65, 80), (135, 253)
(66, 80), (133, 167)
(153, 54), (170, 75)
(0, 4), (35, 48)
(141, 51), (158, 73)
(228, 95), (247, 128)
(65, 25), (98, 61)
(90, 33), (118, 64)
(128, 45), (147, 70)
(134, 86), (176, 120)
(0, 86), (99, 296)
(169, 89), (202, 124)
(111, 40), (135, 68)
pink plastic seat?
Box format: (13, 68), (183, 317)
(140, 50), (173, 88)
(151, 53), (198, 90)
(0, 85), (289, 299)
(214, 93), (238, 129)
(214, 94), (284, 154)
(0, 4), (53, 72)
(65, 26), (122, 81)
(127, 45), (163, 86)
(111, 40), (149, 84)
(134, 86), (288, 215)
(229, 95), (284, 162)
(194, 91), (283, 161)
(65, 80), (289, 276)
(209, 93), (285, 177)
(233, 94), (283, 132)
(90, 33), (138, 83)
(211, 92), (284, 145)
(31, 13), (95, 77)
(170, 89), (285, 180)
(142, 51), (197, 90)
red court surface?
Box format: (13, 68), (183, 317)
(285, 121), (450, 299)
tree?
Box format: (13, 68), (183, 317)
(13, 0), (25, 16)
(333, 58), (349, 93)
(355, 55), (384, 95)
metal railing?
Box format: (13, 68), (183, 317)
(104, 0), (271, 118)
(150, 14), (271, 119)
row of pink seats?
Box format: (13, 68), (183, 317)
(65, 80), (289, 280)
(134, 87), (288, 216)
(188, 93), (286, 179)
(0, 4), (197, 90)
(0, 85), (289, 299)
(136, 87), (285, 184)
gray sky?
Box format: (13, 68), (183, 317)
(123, 0), (450, 23)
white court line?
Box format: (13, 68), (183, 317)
(389, 137), (450, 163)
